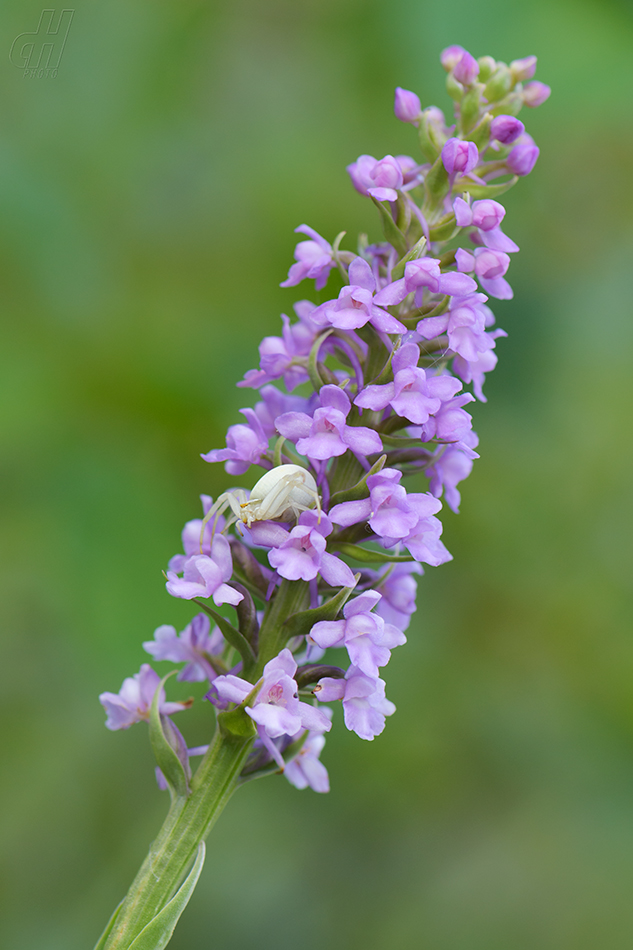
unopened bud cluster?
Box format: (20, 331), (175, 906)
(100, 45), (550, 794)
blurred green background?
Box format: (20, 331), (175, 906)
(1, 0), (632, 947)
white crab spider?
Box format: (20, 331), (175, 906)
(200, 464), (321, 548)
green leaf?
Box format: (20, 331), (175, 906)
(429, 215), (458, 242)
(273, 436), (286, 468)
(218, 681), (261, 739)
(379, 434), (424, 447)
(423, 157), (450, 210)
(308, 330), (334, 391)
(328, 455), (387, 508)
(93, 900), (124, 950)
(126, 843), (206, 950)
(328, 542), (415, 564)
(391, 236), (427, 281)
(282, 579), (359, 640)
(452, 176), (518, 200)
(150, 673), (190, 800)
(193, 600), (257, 673)
(370, 197), (408, 256)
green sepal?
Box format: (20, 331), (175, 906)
(193, 600), (257, 674)
(417, 111), (442, 163)
(328, 455), (387, 508)
(370, 197), (408, 256)
(308, 329), (334, 391)
(149, 672), (190, 801)
(93, 900), (124, 950)
(379, 433), (425, 447)
(423, 157), (449, 210)
(424, 295), (450, 318)
(452, 176), (518, 200)
(484, 64), (512, 102)
(282, 579), (359, 640)
(217, 682), (261, 739)
(391, 236), (427, 281)
(490, 91), (523, 117)
(446, 72), (464, 101)
(466, 113), (492, 149)
(273, 436), (285, 468)
(126, 843), (206, 950)
(460, 82), (484, 134)
(328, 542), (415, 564)
(428, 214), (458, 242)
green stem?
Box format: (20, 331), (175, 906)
(101, 727), (254, 950)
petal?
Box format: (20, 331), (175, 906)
(319, 552), (357, 588)
(342, 425), (383, 455)
(275, 411), (313, 441)
(348, 256), (375, 291)
(319, 384), (351, 416)
(373, 278), (408, 307)
(354, 382), (394, 412)
(328, 498), (372, 527)
(438, 272), (478, 295)
(298, 702), (333, 733)
(310, 619), (347, 649)
(344, 591), (382, 617)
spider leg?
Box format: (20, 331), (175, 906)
(199, 493), (231, 551)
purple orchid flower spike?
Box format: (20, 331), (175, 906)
(95, 45), (549, 947)
(280, 225), (336, 291)
(99, 664), (190, 731)
(276, 383), (382, 461)
(311, 257), (406, 335)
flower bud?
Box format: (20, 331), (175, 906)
(507, 143), (540, 176)
(394, 87), (422, 123)
(510, 55), (537, 82)
(471, 199), (505, 231)
(477, 56), (497, 82)
(441, 138), (479, 177)
(371, 155), (403, 190)
(522, 81), (551, 107)
(490, 114), (525, 144)
(453, 51), (479, 86)
(484, 64), (512, 102)
(440, 45), (466, 72)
